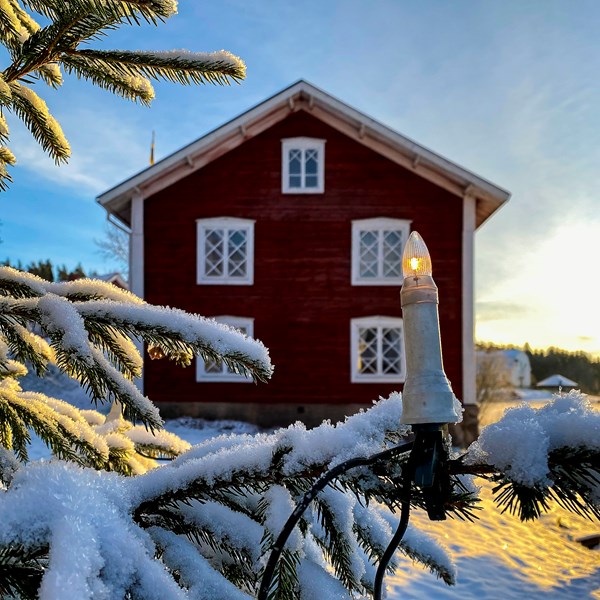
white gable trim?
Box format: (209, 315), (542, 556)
(98, 81), (510, 229)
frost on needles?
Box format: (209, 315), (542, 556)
(0, 266), (272, 473)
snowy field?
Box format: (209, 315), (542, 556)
(387, 479), (600, 599)
(22, 370), (600, 599)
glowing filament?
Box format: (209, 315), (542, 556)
(402, 231), (433, 278)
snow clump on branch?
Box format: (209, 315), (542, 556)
(466, 390), (600, 487)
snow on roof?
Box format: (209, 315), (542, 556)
(96, 273), (128, 290)
(98, 80), (510, 228)
(536, 374), (578, 388)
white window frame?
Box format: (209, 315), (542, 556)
(281, 137), (326, 194)
(350, 316), (406, 383)
(351, 218), (411, 286)
(197, 217), (255, 285)
(196, 316), (255, 382)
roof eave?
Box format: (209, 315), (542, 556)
(97, 80), (510, 229)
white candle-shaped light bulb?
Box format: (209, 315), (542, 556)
(400, 231), (459, 425)
(402, 231), (433, 278)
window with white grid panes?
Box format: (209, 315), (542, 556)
(281, 138), (325, 193)
(351, 218), (411, 285)
(196, 316), (254, 382)
(197, 218), (254, 285)
(350, 317), (405, 383)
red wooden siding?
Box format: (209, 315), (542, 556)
(143, 110), (464, 412)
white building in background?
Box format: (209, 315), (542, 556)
(477, 349), (532, 389)
(97, 272), (128, 290)
(501, 349), (532, 388)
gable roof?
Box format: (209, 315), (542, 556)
(98, 80), (510, 228)
(536, 374), (578, 388)
(96, 272), (128, 290)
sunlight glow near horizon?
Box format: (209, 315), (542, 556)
(476, 222), (600, 356)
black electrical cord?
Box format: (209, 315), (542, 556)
(373, 464), (413, 600)
(257, 440), (414, 600)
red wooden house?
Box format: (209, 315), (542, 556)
(98, 81), (510, 427)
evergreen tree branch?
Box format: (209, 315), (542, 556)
(0, 543), (47, 600)
(149, 527), (254, 600)
(399, 530), (456, 586)
(313, 491), (363, 594)
(0, 389), (30, 460)
(0, 0), (36, 54)
(71, 48), (246, 85)
(74, 300), (273, 383)
(548, 446), (600, 519)
(6, 391), (109, 467)
(61, 53), (154, 105)
(460, 393), (600, 522)
(0, 116), (10, 143)
(85, 323), (142, 380)
(487, 446), (600, 522)
(3, 11), (116, 82)
(0, 270), (272, 430)
(0, 145), (15, 165)
(34, 62), (62, 87)
(256, 488), (303, 600)
(127, 423), (190, 460)
(0, 323), (54, 377)
(9, 0), (39, 37)
(21, 0), (177, 25)
(183, 523), (257, 587)
(0, 159), (13, 192)
(6, 81), (70, 162)
(0, 0), (21, 44)
(0, 393), (594, 597)
(0, 266), (46, 299)
(0, 1), (245, 190)
(0, 358), (27, 379)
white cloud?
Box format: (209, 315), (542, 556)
(8, 103), (151, 195)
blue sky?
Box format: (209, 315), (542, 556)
(2, 1), (600, 354)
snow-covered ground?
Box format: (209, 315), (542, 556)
(388, 483), (599, 599)
(21, 371), (600, 599)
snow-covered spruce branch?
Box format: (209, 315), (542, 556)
(0, 378), (190, 474)
(0, 394), (460, 599)
(0, 393), (597, 598)
(0, 380), (108, 467)
(131, 399), (471, 598)
(0, 268), (272, 430)
(461, 390), (600, 521)
(0, 267), (271, 466)
(128, 393), (597, 598)
(71, 49), (246, 86)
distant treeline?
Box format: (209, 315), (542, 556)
(478, 342), (600, 395)
(2, 258), (87, 282)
